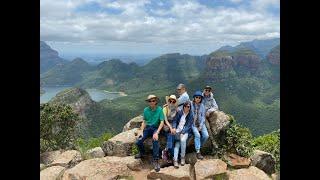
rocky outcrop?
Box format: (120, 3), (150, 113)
(123, 115), (144, 132)
(40, 166), (66, 180)
(250, 150), (276, 175)
(267, 45), (280, 65)
(194, 159), (228, 179)
(147, 164), (192, 180)
(40, 164), (46, 171)
(227, 166), (271, 180)
(102, 128), (140, 156)
(49, 88), (96, 118)
(61, 156), (142, 180)
(205, 111), (231, 153)
(40, 41), (66, 73)
(40, 150), (62, 165)
(48, 150), (82, 168)
(234, 54), (262, 70)
(224, 153), (251, 169)
(85, 147), (105, 159)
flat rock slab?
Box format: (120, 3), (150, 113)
(148, 164), (191, 180)
(123, 115), (143, 132)
(40, 166), (65, 180)
(224, 153), (251, 169)
(62, 156), (143, 180)
(227, 166), (271, 180)
(49, 150), (82, 168)
(194, 159), (227, 180)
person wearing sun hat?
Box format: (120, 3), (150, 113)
(161, 94), (178, 164)
(202, 85), (219, 117)
(191, 90), (209, 160)
(135, 94), (164, 172)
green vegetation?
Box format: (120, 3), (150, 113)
(40, 103), (83, 153)
(218, 118), (253, 158)
(252, 130), (280, 172)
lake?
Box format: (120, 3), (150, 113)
(40, 86), (123, 103)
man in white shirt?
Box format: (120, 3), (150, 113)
(176, 83), (190, 111)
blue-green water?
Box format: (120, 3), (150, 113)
(40, 86), (122, 103)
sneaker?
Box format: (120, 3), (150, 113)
(154, 160), (160, 172)
(181, 158), (185, 166)
(162, 149), (168, 161)
(174, 160), (179, 168)
(134, 153), (142, 159)
(167, 159), (173, 164)
(196, 152), (204, 160)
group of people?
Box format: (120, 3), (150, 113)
(134, 83), (219, 172)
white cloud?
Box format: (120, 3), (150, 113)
(40, 0), (280, 54)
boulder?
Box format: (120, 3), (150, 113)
(40, 166), (65, 180)
(61, 156), (143, 180)
(48, 150), (82, 168)
(123, 115), (143, 132)
(194, 159), (228, 180)
(205, 111), (230, 153)
(223, 153), (251, 169)
(227, 166), (271, 180)
(250, 150), (276, 174)
(147, 164), (192, 180)
(272, 172), (280, 180)
(102, 128), (139, 156)
(40, 150), (62, 165)
(40, 164), (46, 171)
(85, 147), (105, 159)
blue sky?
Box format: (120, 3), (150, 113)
(40, 0), (279, 57)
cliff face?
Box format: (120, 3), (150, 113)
(40, 41), (66, 73)
(49, 88), (95, 118)
(267, 45), (280, 66)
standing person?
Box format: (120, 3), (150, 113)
(135, 95), (164, 172)
(191, 91), (209, 160)
(172, 101), (193, 168)
(176, 83), (190, 111)
(161, 95), (178, 164)
(202, 85), (219, 117)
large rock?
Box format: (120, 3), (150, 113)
(40, 166), (66, 180)
(102, 128), (139, 156)
(185, 152), (198, 165)
(85, 147), (105, 159)
(250, 150), (276, 175)
(123, 115), (143, 132)
(147, 164), (192, 180)
(227, 166), (271, 180)
(272, 172), (280, 180)
(205, 111), (230, 153)
(49, 150), (82, 168)
(40, 164), (46, 171)
(62, 156), (142, 180)
(40, 150), (62, 165)
(223, 153), (251, 169)
(194, 159), (228, 180)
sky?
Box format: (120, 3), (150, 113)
(40, 0), (280, 57)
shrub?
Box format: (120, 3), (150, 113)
(252, 129), (280, 171)
(219, 119), (254, 158)
(40, 103), (83, 153)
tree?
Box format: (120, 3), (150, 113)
(40, 103), (83, 153)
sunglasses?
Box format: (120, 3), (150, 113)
(205, 89), (211, 92)
(148, 100), (156, 103)
(195, 96), (202, 99)
(169, 100), (176, 103)
(177, 89), (181, 91)
(184, 106), (191, 108)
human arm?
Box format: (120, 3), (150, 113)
(207, 98), (219, 114)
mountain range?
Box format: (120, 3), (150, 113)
(40, 39), (280, 137)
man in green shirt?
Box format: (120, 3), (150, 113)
(135, 95), (164, 172)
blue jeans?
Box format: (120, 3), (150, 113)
(136, 125), (160, 160)
(165, 130), (175, 157)
(173, 133), (189, 161)
(192, 124), (209, 151)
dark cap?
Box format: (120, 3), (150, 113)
(204, 85), (212, 90)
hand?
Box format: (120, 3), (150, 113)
(171, 128), (176, 135)
(153, 132), (159, 141)
(197, 127), (202, 131)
